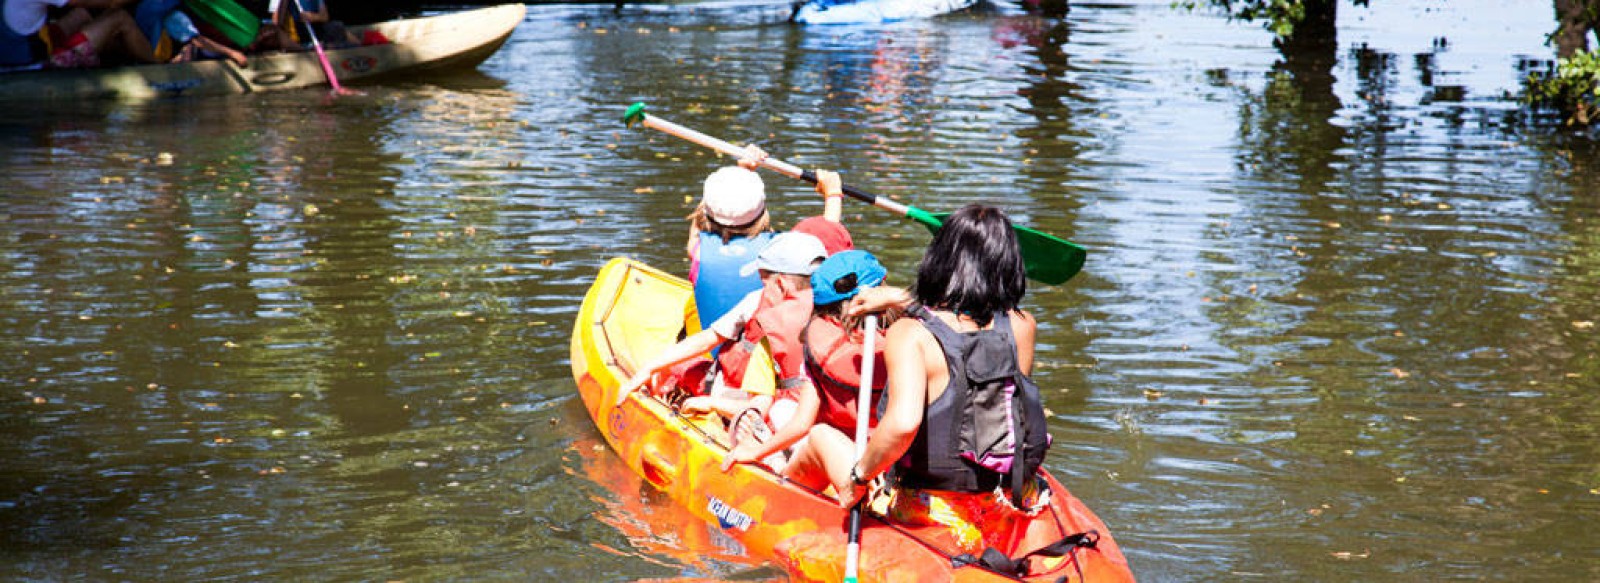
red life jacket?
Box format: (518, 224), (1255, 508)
(802, 316), (887, 434)
(716, 284), (813, 395)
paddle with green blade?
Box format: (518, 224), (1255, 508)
(621, 102), (1087, 285)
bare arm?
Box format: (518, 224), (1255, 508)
(846, 286), (912, 318)
(846, 319), (929, 498)
(615, 328), (724, 405)
(814, 170), (844, 222)
(192, 36), (248, 67)
(307, 2), (330, 24)
(1012, 309), (1036, 374)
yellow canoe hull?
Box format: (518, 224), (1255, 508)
(571, 257), (1136, 582)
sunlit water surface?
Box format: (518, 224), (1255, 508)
(3, 1), (1599, 580)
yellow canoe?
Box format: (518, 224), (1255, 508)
(571, 257), (1136, 582)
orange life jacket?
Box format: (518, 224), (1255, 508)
(802, 316), (887, 434)
(716, 284), (813, 396)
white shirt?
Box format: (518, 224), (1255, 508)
(708, 290), (761, 339)
(4, 0), (68, 36)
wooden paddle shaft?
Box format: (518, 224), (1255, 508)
(638, 115), (914, 217)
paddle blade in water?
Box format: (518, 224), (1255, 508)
(920, 212), (1087, 285)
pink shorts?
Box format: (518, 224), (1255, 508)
(48, 33), (98, 69)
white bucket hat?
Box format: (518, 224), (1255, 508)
(702, 166), (766, 227)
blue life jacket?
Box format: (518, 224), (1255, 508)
(1, 17), (41, 68)
(136, 0), (183, 45)
(691, 231), (773, 329)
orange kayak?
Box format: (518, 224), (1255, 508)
(570, 258), (1137, 582)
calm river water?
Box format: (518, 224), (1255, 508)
(4, 1), (1599, 580)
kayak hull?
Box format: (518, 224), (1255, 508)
(571, 258), (1136, 582)
(796, 0), (982, 24)
(0, 4), (524, 101)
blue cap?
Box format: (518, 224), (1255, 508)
(811, 250), (886, 306)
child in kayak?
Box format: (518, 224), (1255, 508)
(271, 0), (359, 49)
(719, 250), (916, 490)
(687, 147), (849, 330)
(134, 0), (246, 65)
(841, 204), (1055, 556)
(2, 0), (160, 69)
(617, 231), (828, 434)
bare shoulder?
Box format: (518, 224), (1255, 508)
(886, 317), (932, 344)
(886, 318), (941, 362)
(1009, 309), (1037, 334)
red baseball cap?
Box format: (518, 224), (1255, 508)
(791, 216), (853, 256)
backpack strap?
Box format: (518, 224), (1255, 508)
(950, 530), (1100, 578)
(984, 310), (1034, 508)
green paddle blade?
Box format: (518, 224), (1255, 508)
(919, 212), (1087, 286)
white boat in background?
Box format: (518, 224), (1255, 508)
(0, 4), (524, 102)
(795, 0), (981, 24)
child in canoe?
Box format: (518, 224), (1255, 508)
(617, 231), (828, 427)
(719, 250), (915, 487)
(1, 0), (160, 69)
(617, 167), (853, 459)
(688, 147), (850, 327)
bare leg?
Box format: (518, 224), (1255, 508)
(53, 8), (93, 36)
(79, 10), (157, 63)
(782, 424), (858, 494)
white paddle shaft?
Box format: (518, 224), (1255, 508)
(844, 313), (878, 583)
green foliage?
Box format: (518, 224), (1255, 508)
(1175, 0), (1366, 39)
(1524, 50), (1600, 126)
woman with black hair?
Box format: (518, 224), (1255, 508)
(837, 204), (1055, 556)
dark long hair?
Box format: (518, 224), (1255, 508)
(911, 204), (1025, 327)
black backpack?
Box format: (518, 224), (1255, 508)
(907, 308), (1052, 508)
